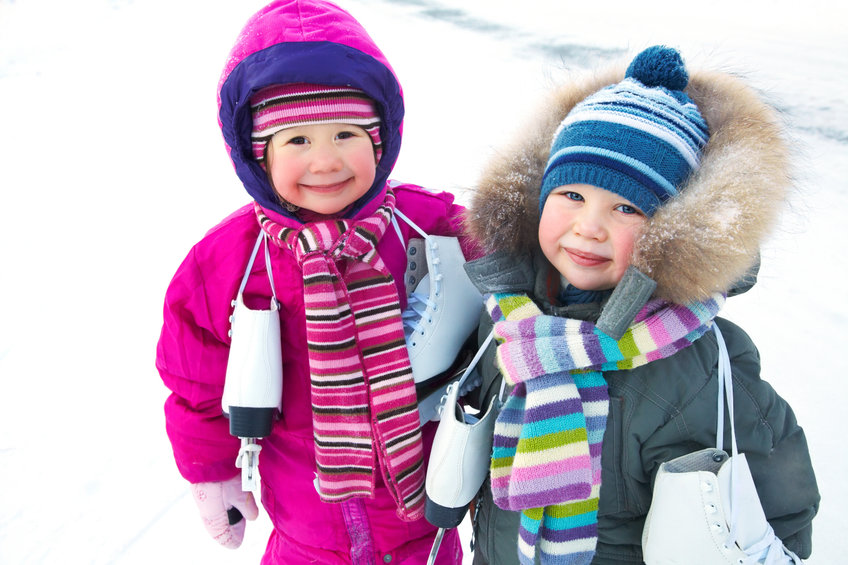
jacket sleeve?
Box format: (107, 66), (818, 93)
(156, 246), (240, 484)
(720, 320), (820, 559)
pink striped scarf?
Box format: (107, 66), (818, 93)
(255, 191), (425, 520)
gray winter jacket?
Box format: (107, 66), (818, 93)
(464, 252), (818, 564)
(461, 59), (820, 564)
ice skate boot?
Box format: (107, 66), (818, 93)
(401, 234), (483, 383)
(222, 232), (283, 492)
(425, 379), (497, 528)
(414, 333), (482, 425)
(424, 345), (499, 564)
(642, 449), (802, 564)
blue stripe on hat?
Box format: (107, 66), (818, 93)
(591, 100), (707, 157)
(562, 107), (703, 169)
(586, 81), (708, 147)
(569, 94), (708, 159)
(546, 145), (678, 200)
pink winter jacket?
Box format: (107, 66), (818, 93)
(157, 1), (474, 562)
(158, 184), (469, 563)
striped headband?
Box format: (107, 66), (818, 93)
(250, 83), (382, 163)
(540, 46), (709, 217)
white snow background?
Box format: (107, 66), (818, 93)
(1, 0), (846, 562)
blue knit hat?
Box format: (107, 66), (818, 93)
(539, 46), (709, 217)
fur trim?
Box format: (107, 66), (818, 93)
(464, 65), (791, 304)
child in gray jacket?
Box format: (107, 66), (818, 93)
(462, 46), (819, 565)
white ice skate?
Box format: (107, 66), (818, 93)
(222, 232), (283, 492)
(642, 449), (802, 564)
(392, 209), (484, 424)
(425, 380), (497, 528)
(401, 234), (483, 382)
(424, 331), (499, 565)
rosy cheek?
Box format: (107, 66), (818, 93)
(538, 222), (555, 251)
(615, 230), (640, 265)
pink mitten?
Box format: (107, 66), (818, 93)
(190, 476), (259, 549)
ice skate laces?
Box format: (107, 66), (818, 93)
(391, 210), (444, 347)
(402, 239), (443, 344)
(739, 527), (798, 564)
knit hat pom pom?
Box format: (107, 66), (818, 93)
(625, 45), (689, 90)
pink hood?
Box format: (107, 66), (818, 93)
(216, 0), (405, 220)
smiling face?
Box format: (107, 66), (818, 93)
(538, 183), (648, 292)
(265, 122), (377, 216)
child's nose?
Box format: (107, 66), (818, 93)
(574, 209), (606, 240)
(309, 143), (342, 173)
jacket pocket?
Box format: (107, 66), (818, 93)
(599, 394), (646, 517)
(598, 396), (626, 517)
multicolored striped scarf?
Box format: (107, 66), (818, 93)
(255, 190), (425, 521)
(487, 292), (725, 564)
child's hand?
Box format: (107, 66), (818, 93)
(190, 476), (259, 549)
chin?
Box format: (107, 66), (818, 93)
(307, 201), (347, 215)
(566, 276), (614, 293)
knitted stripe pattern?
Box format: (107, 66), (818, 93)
(255, 190), (425, 521)
(487, 292), (724, 564)
(539, 77), (709, 217)
(250, 83), (382, 163)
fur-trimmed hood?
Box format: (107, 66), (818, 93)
(465, 63), (791, 306)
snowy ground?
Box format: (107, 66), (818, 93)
(1, 0), (846, 563)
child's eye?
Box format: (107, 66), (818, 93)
(336, 130), (359, 140)
(287, 136), (308, 145)
(616, 204), (642, 215)
(563, 191), (584, 202)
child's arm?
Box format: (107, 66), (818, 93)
(156, 246), (241, 484)
(156, 246), (268, 547)
(738, 377), (819, 557)
(702, 320), (819, 558)
(391, 182), (484, 261)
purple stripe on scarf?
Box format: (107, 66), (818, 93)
(671, 304), (701, 332)
(518, 523), (539, 545)
(588, 441), (603, 459)
(507, 484), (592, 509)
(493, 435), (520, 449)
(540, 523), (598, 542)
(490, 304), (504, 322)
(575, 385), (608, 403)
(582, 333), (611, 366)
(524, 397), (585, 422)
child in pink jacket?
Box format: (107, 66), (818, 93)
(155, 1), (474, 562)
